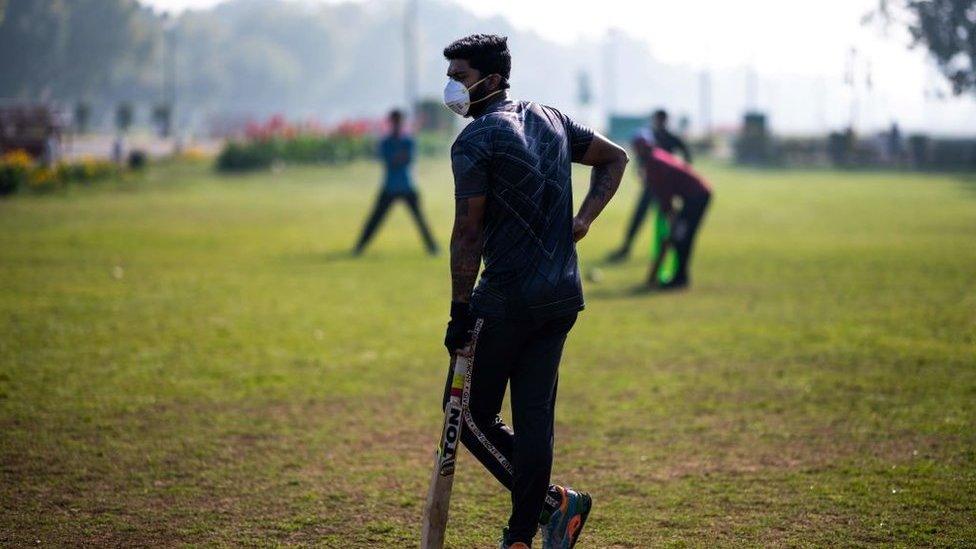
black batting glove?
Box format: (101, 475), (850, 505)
(444, 301), (475, 354)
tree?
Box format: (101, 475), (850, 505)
(115, 102), (134, 134)
(875, 0), (976, 96)
(74, 102), (91, 133)
(0, 0), (70, 98)
(152, 103), (172, 137)
(0, 0), (157, 100)
(60, 0), (159, 100)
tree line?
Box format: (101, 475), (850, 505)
(1, 0), (972, 134)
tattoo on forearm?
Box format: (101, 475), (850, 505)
(578, 158), (625, 224)
(450, 198), (483, 302)
(586, 163), (615, 202)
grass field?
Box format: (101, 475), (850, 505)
(1, 157), (974, 547)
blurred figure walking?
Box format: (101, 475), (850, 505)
(353, 109), (439, 255)
(608, 108), (693, 262)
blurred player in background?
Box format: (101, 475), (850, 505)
(634, 141), (711, 290)
(353, 109), (439, 256)
(608, 108), (692, 263)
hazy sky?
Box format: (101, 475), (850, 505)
(140, 0), (915, 71)
(142, 0), (976, 133)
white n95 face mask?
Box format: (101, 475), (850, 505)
(443, 76), (503, 116)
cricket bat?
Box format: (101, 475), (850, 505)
(420, 349), (472, 548)
(650, 204), (678, 284)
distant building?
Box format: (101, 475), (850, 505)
(607, 114), (649, 147)
(735, 111), (772, 165)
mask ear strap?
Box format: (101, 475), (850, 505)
(469, 89), (504, 106)
(466, 76), (490, 91)
(468, 74), (504, 106)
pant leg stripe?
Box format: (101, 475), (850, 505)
(461, 319), (515, 476)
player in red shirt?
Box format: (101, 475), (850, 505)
(633, 138), (712, 289)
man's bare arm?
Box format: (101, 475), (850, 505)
(450, 196), (486, 302)
(573, 133), (629, 242)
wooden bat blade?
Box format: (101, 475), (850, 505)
(421, 353), (470, 548)
(420, 448), (454, 548)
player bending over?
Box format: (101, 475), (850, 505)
(633, 140), (712, 290)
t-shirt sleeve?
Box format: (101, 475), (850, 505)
(451, 134), (490, 198)
(559, 111), (595, 162)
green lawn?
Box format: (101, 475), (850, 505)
(1, 158), (974, 547)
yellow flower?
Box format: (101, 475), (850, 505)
(179, 148), (211, 161)
(1, 149), (34, 170)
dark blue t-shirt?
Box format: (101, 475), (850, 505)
(379, 135), (415, 194)
(451, 99), (594, 321)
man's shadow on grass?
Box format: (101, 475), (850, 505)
(322, 250), (360, 263)
(586, 281), (687, 301)
(278, 248), (440, 266)
(275, 249), (356, 265)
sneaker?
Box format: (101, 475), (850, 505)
(499, 528), (531, 549)
(540, 486), (592, 549)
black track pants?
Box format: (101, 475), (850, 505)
(619, 186), (654, 254)
(670, 194), (710, 282)
(441, 313), (578, 544)
(354, 190), (437, 253)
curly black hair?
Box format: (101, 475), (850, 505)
(443, 34), (511, 88)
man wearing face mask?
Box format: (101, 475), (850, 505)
(440, 34), (629, 549)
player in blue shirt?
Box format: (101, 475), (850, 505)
(353, 109), (438, 255)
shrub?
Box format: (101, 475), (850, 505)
(215, 134), (378, 172)
(28, 167), (63, 193)
(82, 158), (117, 180)
(217, 140), (275, 171)
(0, 149), (34, 196)
(1, 152), (119, 196)
(0, 165), (27, 195)
(55, 157), (117, 185)
(217, 115), (388, 172)
(56, 163), (81, 184)
(0, 150), (34, 196)
(127, 150), (148, 171)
